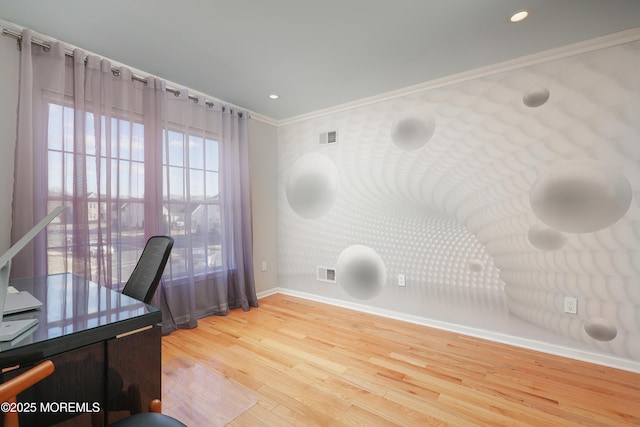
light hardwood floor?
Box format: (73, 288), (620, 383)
(161, 294), (640, 426)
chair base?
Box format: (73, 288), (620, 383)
(109, 412), (187, 427)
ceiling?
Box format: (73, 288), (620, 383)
(1, 0), (640, 121)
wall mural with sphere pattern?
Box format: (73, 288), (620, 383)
(277, 38), (640, 364)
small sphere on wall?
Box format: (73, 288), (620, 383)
(390, 111), (436, 151)
(523, 87), (550, 108)
(286, 153), (339, 219)
(336, 245), (386, 300)
(527, 222), (567, 251)
(584, 318), (618, 342)
(530, 159), (632, 233)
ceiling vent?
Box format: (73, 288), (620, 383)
(317, 266), (337, 283)
(319, 130), (338, 145)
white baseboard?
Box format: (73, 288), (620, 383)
(257, 287), (640, 374)
(256, 288), (280, 299)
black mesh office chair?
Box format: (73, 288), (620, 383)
(113, 235), (186, 426)
(122, 236), (174, 304)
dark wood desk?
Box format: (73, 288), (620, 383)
(0, 273), (162, 426)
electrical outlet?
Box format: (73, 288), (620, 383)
(397, 274), (406, 287)
(261, 261), (267, 272)
(564, 296), (578, 314)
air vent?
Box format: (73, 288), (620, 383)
(317, 266), (337, 283)
(319, 130), (338, 145)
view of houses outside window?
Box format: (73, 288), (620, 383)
(45, 103), (221, 285)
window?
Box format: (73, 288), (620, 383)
(45, 102), (221, 285)
(163, 130), (221, 276)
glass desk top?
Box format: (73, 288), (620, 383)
(1, 273), (161, 366)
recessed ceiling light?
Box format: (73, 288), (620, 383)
(509, 10), (530, 23)
(269, 94), (279, 100)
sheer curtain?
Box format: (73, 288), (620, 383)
(160, 89), (257, 330)
(12, 29), (257, 333)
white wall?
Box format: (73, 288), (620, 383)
(0, 35), (19, 253)
(276, 34), (640, 372)
(248, 118), (279, 294)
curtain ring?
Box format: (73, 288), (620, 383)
(112, 69), (121, 77)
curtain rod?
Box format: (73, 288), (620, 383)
(2, 28), (244, 116)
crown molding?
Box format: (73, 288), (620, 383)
(249, 112), (279, 127)
(4, 17), (639, 129)
(278, 27), (640, 127)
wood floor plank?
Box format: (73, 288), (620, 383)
(162, 293), (640, 426)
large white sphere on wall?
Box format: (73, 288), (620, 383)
(390, 111), (436, 151)
(527, 222), (567, 251)
(286, 153), (339, 219)
(530, 159), (632, 233)
(584, 318), (618, 342)
(336, 245), (387, 300)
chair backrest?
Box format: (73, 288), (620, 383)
(122, 236), (174, 304)
(0, 360), (55, 427)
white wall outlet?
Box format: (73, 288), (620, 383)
(261, 261), (268, 272)
(564, 296), (578, 314)
(397, 274), (406, 287)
